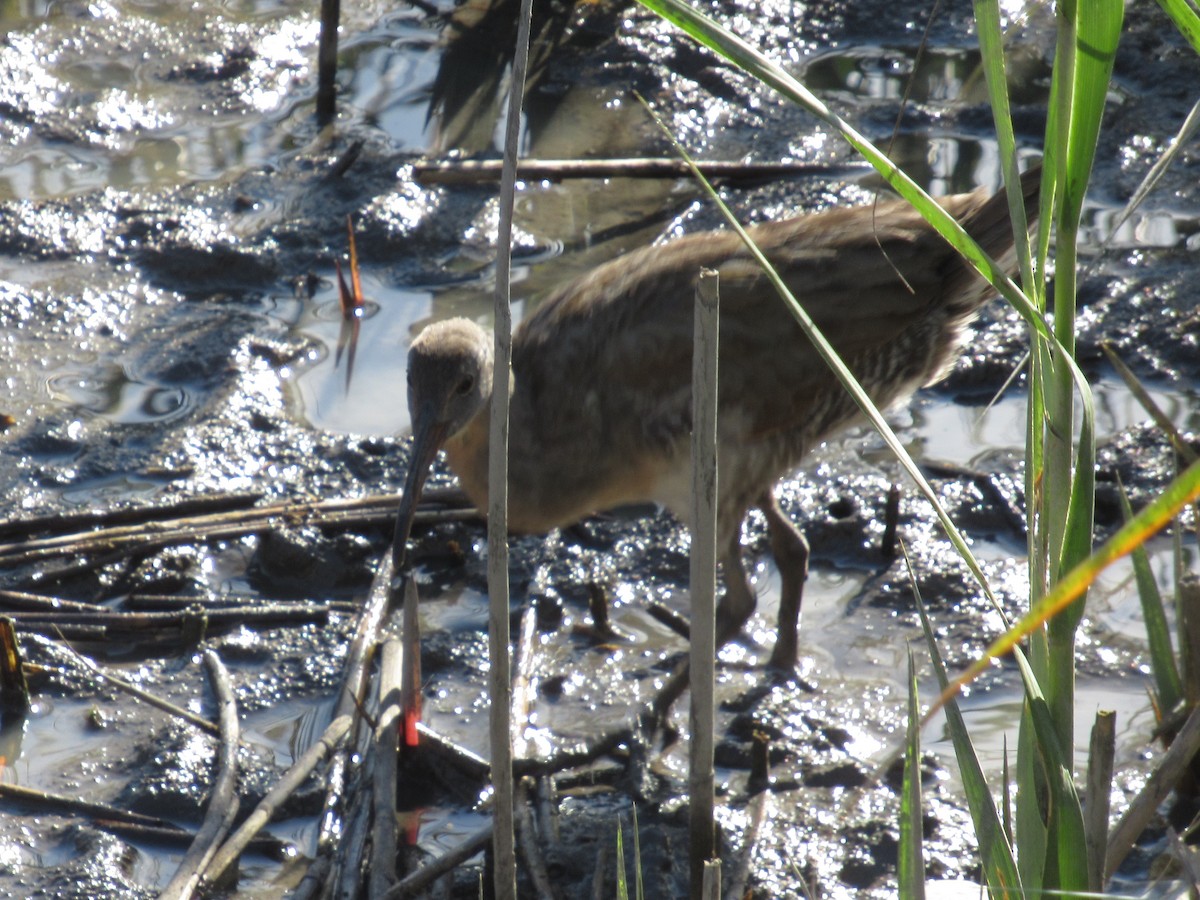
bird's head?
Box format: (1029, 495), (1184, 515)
(392, 317), (493, 571)
(406, 317), (494, 442)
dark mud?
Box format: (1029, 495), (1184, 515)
(0, 0), (1198, 896)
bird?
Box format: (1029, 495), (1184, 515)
(393, 165), (1040, 674)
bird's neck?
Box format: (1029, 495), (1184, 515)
(443, 404), (490, 511)
(441, 374), (511, 515)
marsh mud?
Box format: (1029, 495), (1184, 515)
(1, 0), (1199, 896)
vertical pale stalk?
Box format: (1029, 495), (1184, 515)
(489, 0), (536, 893)
(688, 269), (720, 897)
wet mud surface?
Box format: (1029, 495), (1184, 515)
(1, 0), (1199, 896)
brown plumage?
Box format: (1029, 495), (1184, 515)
(395, 167), (1040, 670)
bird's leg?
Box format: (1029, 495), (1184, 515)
(714, 532), (756, 645)
(761, 491), (808, 670)
(646, 533), (754, 729)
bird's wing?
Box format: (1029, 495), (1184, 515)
(514, 188), (994, 454)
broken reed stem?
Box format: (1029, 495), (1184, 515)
(724, 787), (769, 900)
(1106, 700), (1200, 882)
(0, 617), (29, 721)
(316, 0), (340, 125)
(1085, 709), (1116, 892)
(100, 820), (285, 856)
(200, 715), (353, 892)
(702, 859), (721, 899)
(510, 608), (556, 896)
(370, 640), (404, 897)
(159, 650), (241, 900)
(488, 0), (536, 892)
(0, 588), (104, 611)
(337, 791), (373, 900)
(689, 268), (720, 898)
(315, 551), (396, 886)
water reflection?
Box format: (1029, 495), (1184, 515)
(46, 365), (192, 425)
(284, 274), (431, 435)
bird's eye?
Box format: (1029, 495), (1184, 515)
(455, 376), (475, 396)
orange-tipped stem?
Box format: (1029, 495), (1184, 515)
(334, 258), (354, 319)
(347, 215), (364, 310)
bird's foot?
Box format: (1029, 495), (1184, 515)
(766, 636), (799, 672)
(762, 643), (815, 692)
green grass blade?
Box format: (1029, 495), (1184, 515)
(1001, 734), (1012, 848)
(899, 646), (926, 900)
(1119, 480), (1183, 713)
(1052, 0), (1124, 590)
(633, 804), (643, 900)
(1156, 0), (1200, 55)
(1016, 706), (1048, 890)
(616, 816), (629, 900)
(911, 549), (1023, 896)
(972, 0), (1034, 292)
(1061, 0), (1124, 232)
(1012, 646), (1090, 893)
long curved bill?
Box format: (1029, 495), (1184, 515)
(391, 401), (449, 576)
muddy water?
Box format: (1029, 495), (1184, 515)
(1, 0), (1200, 896)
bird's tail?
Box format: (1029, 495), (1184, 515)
(941, 161), (1042, 320)
(962, 161), (1042, 261)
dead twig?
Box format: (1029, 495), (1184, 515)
(126, 593), (358, 614)
(0, 589), (104, 612)
(5, 604), (330, 633)
(382, 824), (493, 899)
(20, 608), (221, 638)
(58, 642), (219, 736)
(0, 490), (476, 568)
(200, 714), (353, 891)
(413, 158), (864, 185)
(414, 721), (491, 787)
(0, 491), (261, 542)
(96, 819), (287, 856)
(516, 780), (558, 900)
(159, 650), (241, 900)
(513, 727), (634, 779)
(0, 781), (181, 829)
